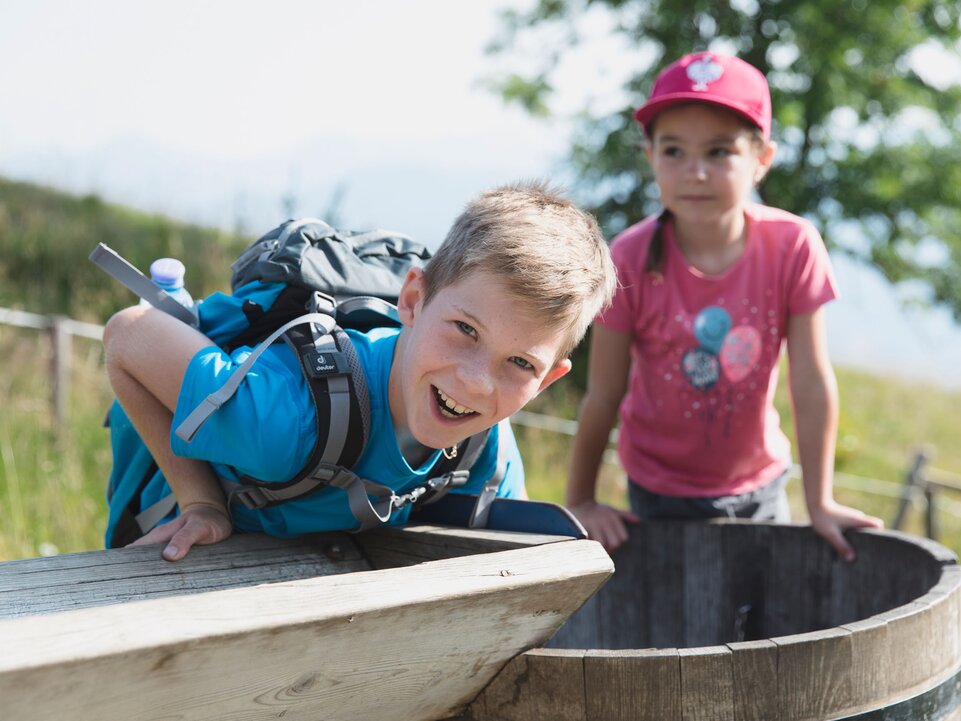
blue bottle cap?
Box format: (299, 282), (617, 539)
(149, 258), (186, 287)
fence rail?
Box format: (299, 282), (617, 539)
(0, 307), (103, 340)
(3, 307), (958, 537)
(1, 307), (104, 428)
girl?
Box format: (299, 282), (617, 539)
(567, 51), (882, 561)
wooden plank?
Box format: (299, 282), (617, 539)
(0, 539), (613, 721)
(727, 639), (777, 721)
(679, 645), (733, 720)
(596, 522), (647, 649)
(721, 521), (774, 643)
(0, 533), (368, 618)
(358, 524), (571, 569)
(584, 648), (680, 721)
(838, 615), (891, 716)
(774, 626), (854, 721)
(466, 649), (587, 721)
(682, 523), (726, 647)
(762, 524), (840, 637)
(642, 522), (685, 648)
(524, 649), (588, 721)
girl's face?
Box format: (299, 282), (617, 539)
(646, 103), (775, 228)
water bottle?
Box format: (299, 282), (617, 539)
(140, 257), (199, 325)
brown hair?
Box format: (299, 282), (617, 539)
(423, 180), (617, 357)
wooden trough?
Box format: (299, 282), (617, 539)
(0, 524), (612, 721)
(467, 521), (961, 721)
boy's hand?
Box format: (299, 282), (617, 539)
(568, 501), (639, 553)
(808, 500), (884, 562)
(128, 502), (233, 561)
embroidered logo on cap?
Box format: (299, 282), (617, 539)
(686, 56), (724, 91)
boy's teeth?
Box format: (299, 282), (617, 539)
(438, 389), (474, 416)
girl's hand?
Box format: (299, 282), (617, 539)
(808, 500), (883, 562)
(569, 501), (639, 553)
(128, 501), (233, 561)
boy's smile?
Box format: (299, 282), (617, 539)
(390, 268), (571, 455)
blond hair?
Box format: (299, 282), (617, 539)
(423, 180), (616, 357)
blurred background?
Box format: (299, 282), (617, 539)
(2, 0), (960, 559)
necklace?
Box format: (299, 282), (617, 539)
(442, 446), (458, 460)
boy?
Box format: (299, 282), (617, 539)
(103, 180), (617, 561)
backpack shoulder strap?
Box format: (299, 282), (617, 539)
(468, 420), (512, 528)
(174, 310), (340, 443)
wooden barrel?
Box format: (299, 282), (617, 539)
(466, 521), (961, 721)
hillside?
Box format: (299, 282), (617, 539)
(0, 176), (250, 322)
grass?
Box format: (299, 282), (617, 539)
(2, 320), (961, 561)
(0, 326), (114, 558)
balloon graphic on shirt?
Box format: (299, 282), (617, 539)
(720, 325), (762, 382)
(693, 306), (732, 355)
(682, 347), (720, 391)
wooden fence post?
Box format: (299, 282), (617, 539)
(49, 315), (71, 432)
(891, 449), (928, 531)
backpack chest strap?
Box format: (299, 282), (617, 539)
(222, 465), (469, 532)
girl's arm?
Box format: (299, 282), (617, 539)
(787, 308), (882, 561)
(566, 325), (638, 550)
(103, 305), (233, 560)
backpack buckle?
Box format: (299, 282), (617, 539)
(308, 291), (337, 315)
(416, 470), (470, 506)
(233, 485), (272, 510)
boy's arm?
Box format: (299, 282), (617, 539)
(787, 308), (882, 561)
(566, 325), (638, 551)
(103, 306), (233, 560)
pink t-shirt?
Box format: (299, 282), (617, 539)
(598, 204), (838, 497)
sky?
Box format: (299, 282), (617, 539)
(1, 0), (960, 389)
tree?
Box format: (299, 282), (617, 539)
(487, 0), (961, 319)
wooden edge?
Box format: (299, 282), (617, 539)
(523, 647), (589, 659)
(926, 563), (961, 596)
(847, 527), (959, 565)
(0, 539), (613, 673)
(369, 523), (579, 548)
(584, 647), (680, 659)
(357, 524), (582, 569)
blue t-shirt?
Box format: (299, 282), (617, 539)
(150, 289), (525, 536)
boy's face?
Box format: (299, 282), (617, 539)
(390, 268), (572, 451)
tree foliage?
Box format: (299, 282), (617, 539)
(488, 0), (961, 319)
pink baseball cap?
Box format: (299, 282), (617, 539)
(634, 52), (772, 140)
